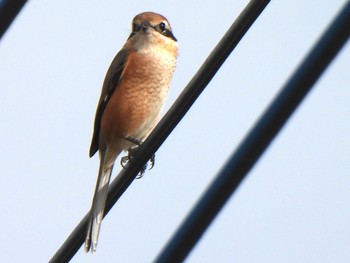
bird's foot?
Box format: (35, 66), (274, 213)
(120, 137), (156, 178)
(125, 136), (143, 146)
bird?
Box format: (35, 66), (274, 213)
(84, 12), (178, 253)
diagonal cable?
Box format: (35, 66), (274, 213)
(154, 1), (350, 262)
(0, 0), (27, 39)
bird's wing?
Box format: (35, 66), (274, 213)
(89, 49), (128, 157)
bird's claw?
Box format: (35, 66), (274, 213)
(120, 137), (156, 178)
(120, 155), (130, 168)
(149, 153), (155, 170)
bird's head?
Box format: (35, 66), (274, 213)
(126, 12), (178, 56)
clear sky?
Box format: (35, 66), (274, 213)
(1, 1), (349, 262)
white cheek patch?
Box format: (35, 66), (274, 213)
(134, 31), (177, 55)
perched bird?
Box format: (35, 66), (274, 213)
(85, 12), (178, 253)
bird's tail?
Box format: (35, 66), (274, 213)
(85, 152), (114, 253)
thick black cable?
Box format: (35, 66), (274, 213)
(154, 2), (350, 262)
(0, 0), (27, 39)
(50, 0), (270, 262)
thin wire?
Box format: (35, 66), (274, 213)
(154, 1), (350, 262)
(50, 0), (271, 262)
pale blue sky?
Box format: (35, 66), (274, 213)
(1, 1), (349, 262)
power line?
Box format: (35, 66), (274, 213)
(0, 0), (27, 39)
(50, 0), (271, 262)
(154, 1), (350, 262)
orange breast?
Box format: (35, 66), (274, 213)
(100, 51), (175, 150)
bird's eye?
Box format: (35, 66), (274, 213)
(152, 21), (177, 41)
(133, 23), (141, 32)
(159, 22), (166, 32)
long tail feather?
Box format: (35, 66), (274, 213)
(85, 152), (114, 253)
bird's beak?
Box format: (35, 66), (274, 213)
(141, 21), (151, 32)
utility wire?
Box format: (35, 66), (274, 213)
(0, 0), (27, 39)
(50, 0), (270, 262)
(154, 1), (350, 262)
